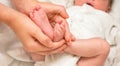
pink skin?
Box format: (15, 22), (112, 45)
(29, 6), (69, 42)
(30, 6), (54, 40)
(74, 0), (110, 66)
(29, 6), (66, 61)
(75, 0), (110, 12)
(53, 21), (66, 41)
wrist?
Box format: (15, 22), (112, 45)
(0, 4), (24, 27)
(5, 11), (27, 30)
(11, 0), (39, 15)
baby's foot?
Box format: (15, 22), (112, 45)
(29, 6), (53, 39)
(53, 21), (65, 41)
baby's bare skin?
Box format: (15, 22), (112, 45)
(30, 6), (66, 41)
(29, 6), (66, 61)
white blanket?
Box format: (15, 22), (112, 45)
(38, 0), (74, 8)
(35, 4), (119, 66)
(67, 5), (120, 66)
(0, 0), (120, 66)
(67, 5), (118, 45)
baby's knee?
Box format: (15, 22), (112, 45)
(99, 39), (110, 56)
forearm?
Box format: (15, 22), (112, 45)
(0, 3), (20, 24)
(0, 3), (28, 30)
(10, 0), (39, 14)
(64, 38), (107, 57)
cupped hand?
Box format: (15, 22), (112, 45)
(8, 12), (66, 54)
(38, 2), (75, 44)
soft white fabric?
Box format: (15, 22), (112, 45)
(108, 0), (120, 66)
(109, 0), (120, 24)
(67, 4), (118, 44)
(35, 4), (119, 66)
(0, 0), (120, 66)
(0, 23), (34, 66)
(38, 0), (74, 8)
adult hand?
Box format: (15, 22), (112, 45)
(39, 2), (69, 19)
(36, 2), (75, 44)
(10, 0), (73, 53)
(0, 3), (67, 56)
(11, 0), (69, 18)
(6, 11), (66, 54)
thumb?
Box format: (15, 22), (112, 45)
(32, 28), (53, 48)
(32, 28), (65, 49)
(57, 6), (69, 18)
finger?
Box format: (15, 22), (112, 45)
(71, 34), (76, 41)
(49, 44), (67, 54)
(36, 44), (67, 55)
(56, 5), (69, 18)
(23, 35), (51, 53)
(65, 23), (71, 42)
(31, 27), (54, 48)
(51, 39), (65, 49)
(31, 27), (65, 49)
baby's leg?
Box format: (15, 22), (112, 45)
(77, 39), (110, 66)
(30, 6), (53, 39)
